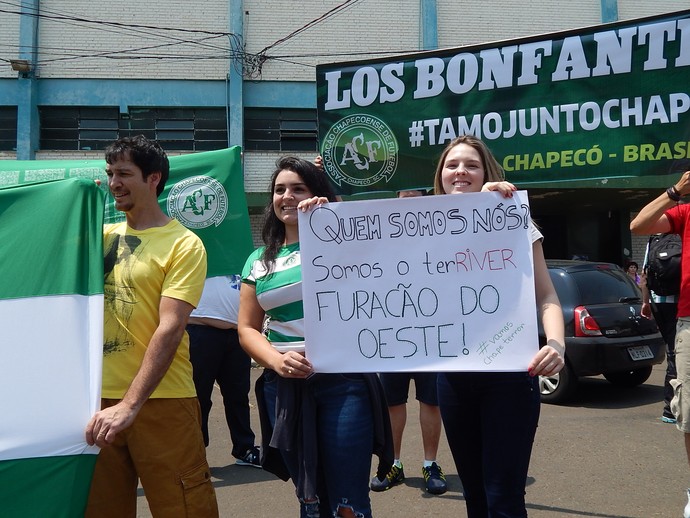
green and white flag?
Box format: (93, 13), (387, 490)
(0, 146), (254, 277)
(0, 178), (104, 517)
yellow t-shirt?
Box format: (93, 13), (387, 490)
(102, 219), (207, 398)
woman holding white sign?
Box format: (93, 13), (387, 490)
(432, 135), (565, 518)
(238, 156), (392, 518)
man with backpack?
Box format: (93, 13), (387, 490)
(641, 233), (681, 423)
(631, 171), (690, 518)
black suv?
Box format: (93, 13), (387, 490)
(539, 260), (666, 404)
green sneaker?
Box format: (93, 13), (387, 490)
(422, 462), (447, 495)
(370, 463), (405, 492)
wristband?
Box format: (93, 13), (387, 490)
(667, 186), (681, 202)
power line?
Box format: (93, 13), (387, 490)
(1, 0), (416, 79)
(259, 0), (362, 54)
(0, 1), (254, 73)
(36, 35), (231, 65)
(0, 1), (245, 60)
(0, 2), (243, 55)
(0, 1), (233, 36)
(270, 49), (425, 60)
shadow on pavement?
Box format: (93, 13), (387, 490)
(550, 376), (664, 410)
(527, 502), (640, 518)
(400, 473), (463, 496)
(209, 464), (279, 488)
(136, 464), (274, 497)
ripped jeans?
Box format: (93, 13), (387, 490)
(263, 371), (374, 518)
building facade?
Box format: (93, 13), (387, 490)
(1, 0), (687, 261)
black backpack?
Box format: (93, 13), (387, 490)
(646, 233), (682, 296)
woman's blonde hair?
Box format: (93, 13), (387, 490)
(432, 135), (505, 195)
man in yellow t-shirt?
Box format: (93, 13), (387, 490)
(85, 135), (218, 517)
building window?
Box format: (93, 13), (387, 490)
(40, 107), (119, 151)
(244, 108), (317, 152)
(0, 107), (18, 151)
(128, 108), (228, 151)
(39, 107), (228, 151)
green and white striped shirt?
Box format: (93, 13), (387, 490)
(242, 242), (306, 353)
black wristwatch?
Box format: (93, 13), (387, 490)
(667, 186), (682, 202)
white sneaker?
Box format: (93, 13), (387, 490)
(684, 488), (690, 518)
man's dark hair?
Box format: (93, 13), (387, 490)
(105, 135), (170, 196)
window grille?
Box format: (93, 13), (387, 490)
(39, 107), (229, 151)
(0, 106), (18, 151)
(244, 108), (317, 151)
(40, 106), (119, 151)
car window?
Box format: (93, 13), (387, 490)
(548, 271), (576, 304)
(570, 268), (639, 304)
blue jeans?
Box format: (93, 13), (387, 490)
(438, 372), (540, 518)
(263, 371), (374, 518)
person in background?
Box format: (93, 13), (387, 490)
(630, 171), (690, 518)
(432, 135), (565, 518)
(370, 188), (447, 496)
(84, 135), (218, 517)
(187, 274), (261, 467)
(238, 156), (393, 518)
(640, 242), (679, 424)
(626, 261), (641, 285)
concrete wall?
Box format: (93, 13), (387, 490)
(618, 0), (689, 20)
(243, 0), (421, 82)
(37, 0), (230, 79)
(436, 0), (602, 48)
(0, 9), (20, 79)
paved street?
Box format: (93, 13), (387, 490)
(138, 364), (686, 517)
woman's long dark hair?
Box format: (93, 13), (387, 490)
(261, 156), (338, 270)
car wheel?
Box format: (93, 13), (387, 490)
(603, 365), (653, 387)
(539, 361), (577, 404)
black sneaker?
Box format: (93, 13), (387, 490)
(370, 463), (405, 492)
(422, 462), (447, 495)
(235, 446), (261, 468)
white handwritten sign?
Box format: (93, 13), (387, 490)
(299, 191), (538, 372)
